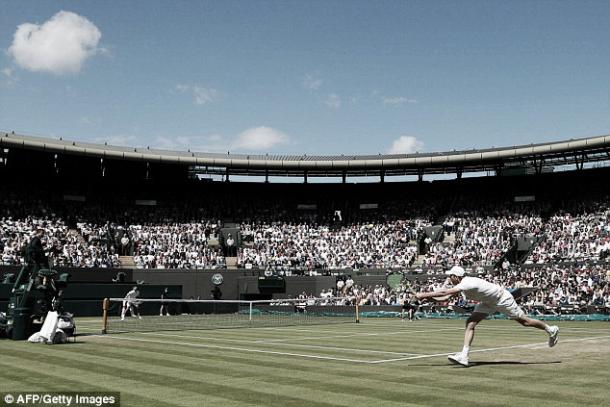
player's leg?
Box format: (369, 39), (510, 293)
(464, 312), (487, 350)
(129, 304), (139, 318)
(514, 316), (559, 347)
(499, 293), (559, 347)
(449, 311), (487, 367)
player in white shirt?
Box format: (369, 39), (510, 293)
(416, 266), (559, 367)
(121, 286), (142, 320)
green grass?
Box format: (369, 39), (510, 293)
(1, 318), (609, 407)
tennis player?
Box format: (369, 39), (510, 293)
(121, 286), (142, 320)
(416, 266), (559, 367)
(160, 287), (170, 316)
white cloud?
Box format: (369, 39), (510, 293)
(325, 93), (341, 109)
(382, 96), (418, 106)
(94, 133), (227, 153)
(388, 135), (424, 154)
(153, 134), (227, 153)
(232, 127), (289, 151)
(175, 84), (218, 105)
(95, 129), (289, 153)
(1, 67), (17, 84)
(302, 73), (323, 91)
(94, 135), (138, 147)
(2, 68), (14, 78)
(8, 11), (101, 75)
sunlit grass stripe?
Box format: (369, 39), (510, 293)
(5, 338), (608, 407)
(84, 331), (609, 406)
(4, 319), (610, 407)
(0, 341), (495, 407)
(137, 331), (420, 356)
(133, 325), (465, 350)
(3, 349), (365, 407)
(0, 358), (186, 407)
(1, 343), (536, 407)
(0, 364), (83, 393)
(16, 346), (422, 407)
(99, 334), (373, 362)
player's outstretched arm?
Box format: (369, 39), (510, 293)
(416, 286), (461, 301)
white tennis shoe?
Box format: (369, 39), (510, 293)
(548, 326), (559, 347)
(447, 353), (469, 367)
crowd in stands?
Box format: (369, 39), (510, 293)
(237, 220), (424, 271)
(526, 208), (610, 263)
(423, 210), (544, 268)
(0, 217), (120, 268)
(130, 223), (225, 269)
(499, 263), (610, 314)
(1, 188), (610, 314)
(1, 190), (610, 279)
(304, 263), (610, 314)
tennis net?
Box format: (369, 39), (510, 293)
(102, 297), (359, 334)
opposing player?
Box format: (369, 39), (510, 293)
(160, 287), (170, 316)
(416, 266), (559, 367)
(121, 286), (142, 320)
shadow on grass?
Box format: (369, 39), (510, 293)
(470, 360), (562, 366)
(410, 360), (562, 368)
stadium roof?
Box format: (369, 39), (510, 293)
(2, 131), (610, 178)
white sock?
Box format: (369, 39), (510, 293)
(544, 324), (552, 334)
(461, 346), (470, 356)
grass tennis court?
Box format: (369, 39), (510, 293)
(1, 318), (609, 407)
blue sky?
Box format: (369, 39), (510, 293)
(1, 0), (609, 156)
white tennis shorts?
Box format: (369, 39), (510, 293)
(473, 291), (526, 319)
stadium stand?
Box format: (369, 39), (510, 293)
(1, 133), (609, 314)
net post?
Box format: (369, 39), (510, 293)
(249, 301), (253, 322)
(355, 302), (360, 323)
(102, 297), (109, 334)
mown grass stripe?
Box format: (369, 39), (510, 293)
(132, 328), (462, 358)
(137, 331), (420, 356)
(4, 350), (364, 407)
(0, 360), (188, 407)
(3, 319), (608, 407)
(0, 352), (268, 407)
(1, 344), (517, 407)
(97, 334), (373, 362)
(78, 334), (609, 406)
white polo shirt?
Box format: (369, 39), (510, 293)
(454, 276), (505, 304)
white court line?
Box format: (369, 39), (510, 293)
(137, 331), (420, 356)
(252, 327), (463, 343)
(82, 327), (610, 365)
(84, 332), (610, 365)
(368, 334), (610, 364)
(89, 334), (373, 364)
(77, 322), (610, 339)
(77, 323), (464, 344)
